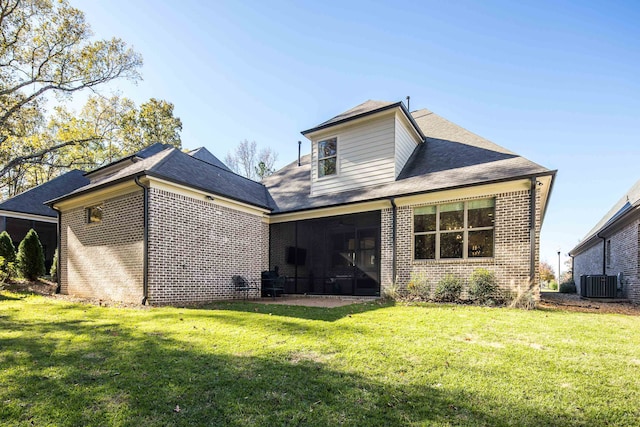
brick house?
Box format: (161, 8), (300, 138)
(48, 100), (555, 305)
(569, 179), (640, 303)
(0, 170), (89, 271)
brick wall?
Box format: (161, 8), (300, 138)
(381, 189), (541, 298)
(605, 220), (640, 302)
(572, 242), (604, 295)
(60, 191), (144, 303)
(147, 188), (268, 305)
(573, 218), (640, 303)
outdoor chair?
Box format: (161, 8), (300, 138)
(261, 269), (286, 299)
(232, 275), (259, 300)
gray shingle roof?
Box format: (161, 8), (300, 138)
(50, 147), (273, 210)
(0, 170), (89, 218)
(571, 178), (640, 254)
(307, 100), (396, 131)
(187, 147), (231, 171)
(263, 107), (552, 214)
(84, 142), (172, 178)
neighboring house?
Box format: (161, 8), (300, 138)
(48, 100), (555, 305)
(569, 179), (640, 303)
(0, 170), (89, 270)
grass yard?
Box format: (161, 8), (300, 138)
(1, 292), (639, 426)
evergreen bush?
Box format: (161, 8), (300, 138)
(16, 229), (45, 280)
(468, 268), (499, 304)
(0, 230), (16, 274)
(434, 274), (462, 302)
(559, 281), (577, 294)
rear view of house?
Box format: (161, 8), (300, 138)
(47, 100), (555, 305)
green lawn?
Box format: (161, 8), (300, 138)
(1, 292), (639, 426)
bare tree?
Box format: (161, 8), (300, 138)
(225, 139), (278, 181)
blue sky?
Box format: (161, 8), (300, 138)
(74, 0), (639, 274)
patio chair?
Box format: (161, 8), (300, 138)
(261, 269), (286, 299)
(232, 275), (259, 300)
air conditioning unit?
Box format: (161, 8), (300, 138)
(580, 275), (617, 298)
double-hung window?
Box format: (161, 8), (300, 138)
(414, 199), (495, 260)
(317, 137), (337, 178)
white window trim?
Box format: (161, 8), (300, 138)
(316, 136), (338, 180)
(413, 199), (495, 261)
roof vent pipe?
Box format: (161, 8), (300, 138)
(298, 141), (301, 167)
(406, 96), (410, 111)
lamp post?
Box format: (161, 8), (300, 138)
(557, 250), (561, 285)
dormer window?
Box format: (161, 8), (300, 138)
(318, 137), (337, 178)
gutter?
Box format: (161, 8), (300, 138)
(134, 176), (149, 305)
(597, 232), (606, 275)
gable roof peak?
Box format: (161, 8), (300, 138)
(301, 99), (424, 140)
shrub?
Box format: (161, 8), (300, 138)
(468, 268), (499, 304)
(407, 272), (431, 300)
(382, 283), (401, 300)
(0, 230), (16, 275)
(0, 256), (8, 283)
(548, 280), (558, 291)
(508, 289), (536, 310)
(50, 248), (59, 280)
(434, 274), (462, 302)
(16, 229), (45, 280)
(559, 281), (577, 294)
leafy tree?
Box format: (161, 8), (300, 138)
(0, 0), (142, 196)
(0, 93), (183, 197)
(560, 258), (573, 284)
(16, 228), (45, 280)
(121, 98), (182, 152)
(539, 261), (555, 283)
(225, 140), (278, 181)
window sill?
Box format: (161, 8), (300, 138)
(412, 257), (495, 265)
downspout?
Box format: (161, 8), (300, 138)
(529, 178), (537, 287)
(568, 254), (574, 283)
(597, 232), (606, 275)
(134, 176), (149, 305)
(51, 205), (62, 294)
(389, 198), (397, 285)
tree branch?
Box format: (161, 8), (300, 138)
(0, 137), (99, 177)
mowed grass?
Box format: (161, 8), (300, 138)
(1, 292), (639, 426)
